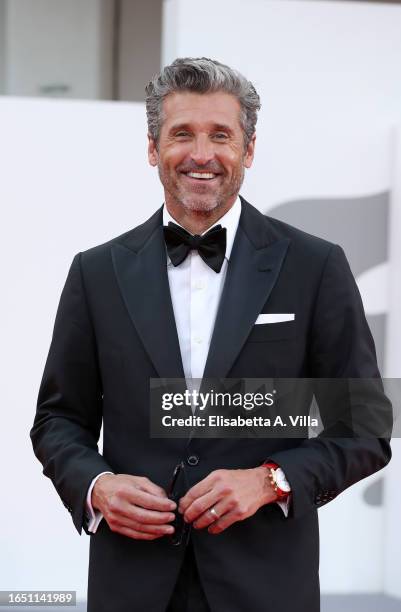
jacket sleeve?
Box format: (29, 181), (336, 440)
(267, 244), (392, 519)
(30, 253), (113, 534)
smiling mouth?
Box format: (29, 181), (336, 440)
(182, 171), (220, 181)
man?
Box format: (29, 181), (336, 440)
(30, 57), (391, 612)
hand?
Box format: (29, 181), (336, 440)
(178, 467), (277, 535)
(92, 473), (177, 540)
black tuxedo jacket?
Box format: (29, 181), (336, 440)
(30, 196), (391, 612)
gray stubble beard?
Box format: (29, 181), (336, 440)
(159, 165), (245, 216)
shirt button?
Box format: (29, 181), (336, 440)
(193, 336), (203, 344)
(193, 280), (205, 290)
(187, 455), (199, 466)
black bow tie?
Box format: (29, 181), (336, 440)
(163, 222), (227, 273)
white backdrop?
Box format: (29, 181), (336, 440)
(0, 98), (162, 597)
(1, 0), (401, 601)
(163, 0), (401, 596)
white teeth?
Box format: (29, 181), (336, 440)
(187, 172), (216, 179)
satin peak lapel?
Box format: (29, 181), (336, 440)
(203, 205), (290, 380)
(111, 212), (185, 380)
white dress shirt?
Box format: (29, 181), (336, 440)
(86, 196), (290, 532)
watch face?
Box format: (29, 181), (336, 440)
(275, 468), (291, 492)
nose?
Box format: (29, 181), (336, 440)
(190, 134), (215, 166)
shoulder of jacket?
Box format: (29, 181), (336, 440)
(77, 208), (162, 265)
(264, 214), (337, 258)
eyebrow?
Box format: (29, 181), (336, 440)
(213, 124), (234, 134)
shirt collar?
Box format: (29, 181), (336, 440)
(163, 195), (241, 264)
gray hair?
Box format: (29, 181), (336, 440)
(145, 57), (261, 149)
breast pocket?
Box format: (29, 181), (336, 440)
(247, 321), (296, 342)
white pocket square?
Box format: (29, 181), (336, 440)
(255, 313), (295, 324)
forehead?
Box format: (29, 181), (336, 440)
(161, 91), (242, 130)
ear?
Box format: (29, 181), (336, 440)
(148, 134), (159, 166)
(243, 133), (256, 169)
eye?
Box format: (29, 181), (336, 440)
(175, 131), (191, 138)
(213, 132), (229, 140)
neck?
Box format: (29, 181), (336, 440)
(165, 195), (237, 234)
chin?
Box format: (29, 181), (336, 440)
(180, 196), (222, 214)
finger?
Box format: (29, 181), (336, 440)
(193, 499), (230, 530)
(112, 525), (167, 540)
(135, 477), (170, 498)
(127, 506), (176, 525)
(183, 490), (221, 524)
(179, 474), (216, 512)
(109, 515), (175, 536)
(109, 497), (176, 524)
(207, 509), (240, 535)
(126, 488), (177, 512)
